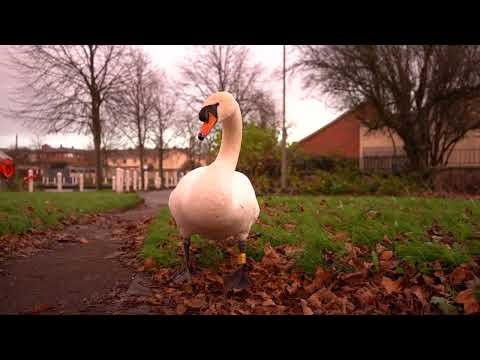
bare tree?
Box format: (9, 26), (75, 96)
(111, 47), (156, 187)
(151, 72), (177, 188)
(6, 45), (130, 188)
(179, 45), (276, 125)
(251, 89), (278, 129)
(291, 45), (480, 172)
(173, 109), (211, 169)
(29, 133), (45, 151)
(100, 111), (126, 178)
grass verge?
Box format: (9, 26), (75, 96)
(142, 195), (480, 275)
(0, 191), (142, 235)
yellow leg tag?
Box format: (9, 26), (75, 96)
(238, 253), (246, 265)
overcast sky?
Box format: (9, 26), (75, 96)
(0, 45), (340, 149)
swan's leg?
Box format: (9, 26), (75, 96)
(171, 236), (192, 284)
(224, 233), (251, 291)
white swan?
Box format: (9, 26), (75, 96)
(168, 91), (260, 289)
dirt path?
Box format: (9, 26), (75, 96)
(0, 190), (171, 315)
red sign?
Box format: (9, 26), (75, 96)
(0, 159), (15, 179)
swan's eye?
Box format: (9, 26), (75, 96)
(199, 107), (208, 123)
(199, 103), (219, 123)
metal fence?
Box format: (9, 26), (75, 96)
(362, 148), (480, 173)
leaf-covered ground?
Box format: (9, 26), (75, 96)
(139, 195), (480, 315)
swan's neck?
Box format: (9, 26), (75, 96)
(213, 107), (242, 171)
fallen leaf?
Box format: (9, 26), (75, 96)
(104, 251), (124, 260)
(431, 296), (458, 315)
(353, 288), (376, 305)
(184, 297), (207, 309)
(381, 276), (402, 294)
(246, 298), (257, 308)
(300, 299), (314, 315)
(449, 266), (468, 285)
(332, 232), (349, 242)
(308, 292), (323, 309)
(282, 245), (301, 257)
(380, 250), (393, 261)
(176, 304), (187, 315)
(143, 257), (156, 270)
(341, 271), (366, 286)
(412, 286), (428, 306)
(376, 243), (386, 254)
(308, 288), (338, 310)
(456, 289), (480, 314)
(383, 234), (392, 245)
(28, 304), (55, 314)
(430, 284), (447, 296)
(205, 272), (223, 284)
(286, 281), (299, 295)
(262, 299), (276, 307)
(366, 210), (380, 220)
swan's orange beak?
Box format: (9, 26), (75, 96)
(198, 111), (217, 141)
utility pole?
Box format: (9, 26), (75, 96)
(14, 134), (19, 189)
(280, 45), (287, 191)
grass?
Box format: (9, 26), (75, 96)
(0, 191), (142, 235)
(142, 195), (480, 275)
(142, 210), (225, 269)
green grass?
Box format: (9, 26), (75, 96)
(0, 191), (142, 235)
(141, 210), (225, 269)
(142, 195), (480, 275)
(141, 209), (180, 267)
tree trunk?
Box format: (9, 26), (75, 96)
(139, 144), (145, 189)
(92, 101), (102, 190)
(404, 142), (428, 173)
(158, 142), (164, 190)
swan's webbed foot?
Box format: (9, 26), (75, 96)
(224, 265), (251, 291)
(224, 236), (251, 291)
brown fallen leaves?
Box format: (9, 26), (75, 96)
(132, 240), (480, 315)
(143, 257), (157, 271)
(456, 288), (480, 314)
(381, 276), (402, 295)
(0, 213), (103, 260)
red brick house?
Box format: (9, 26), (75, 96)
(296, 103), (480, 171)
(296, 106), (363, 159)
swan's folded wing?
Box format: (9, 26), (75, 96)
(233, 171), (260, 224)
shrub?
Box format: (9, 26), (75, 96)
(213, 123), (281, 180)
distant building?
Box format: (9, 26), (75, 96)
(104, 148), (207, 187)
(0, 144), (207, 188)
(296, 103), (480, 171)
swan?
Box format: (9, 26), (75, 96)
(168, 91), (260, 290)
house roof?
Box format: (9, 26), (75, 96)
(296, 102), (368, 145)
(0, 150), (12, 160)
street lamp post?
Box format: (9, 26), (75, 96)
(280, 45), (287, 191)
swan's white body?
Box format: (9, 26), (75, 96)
(168, 92), (260, 241)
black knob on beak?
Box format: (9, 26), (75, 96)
(198, 133), (205, 141)
(198, 103), (219, 123)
